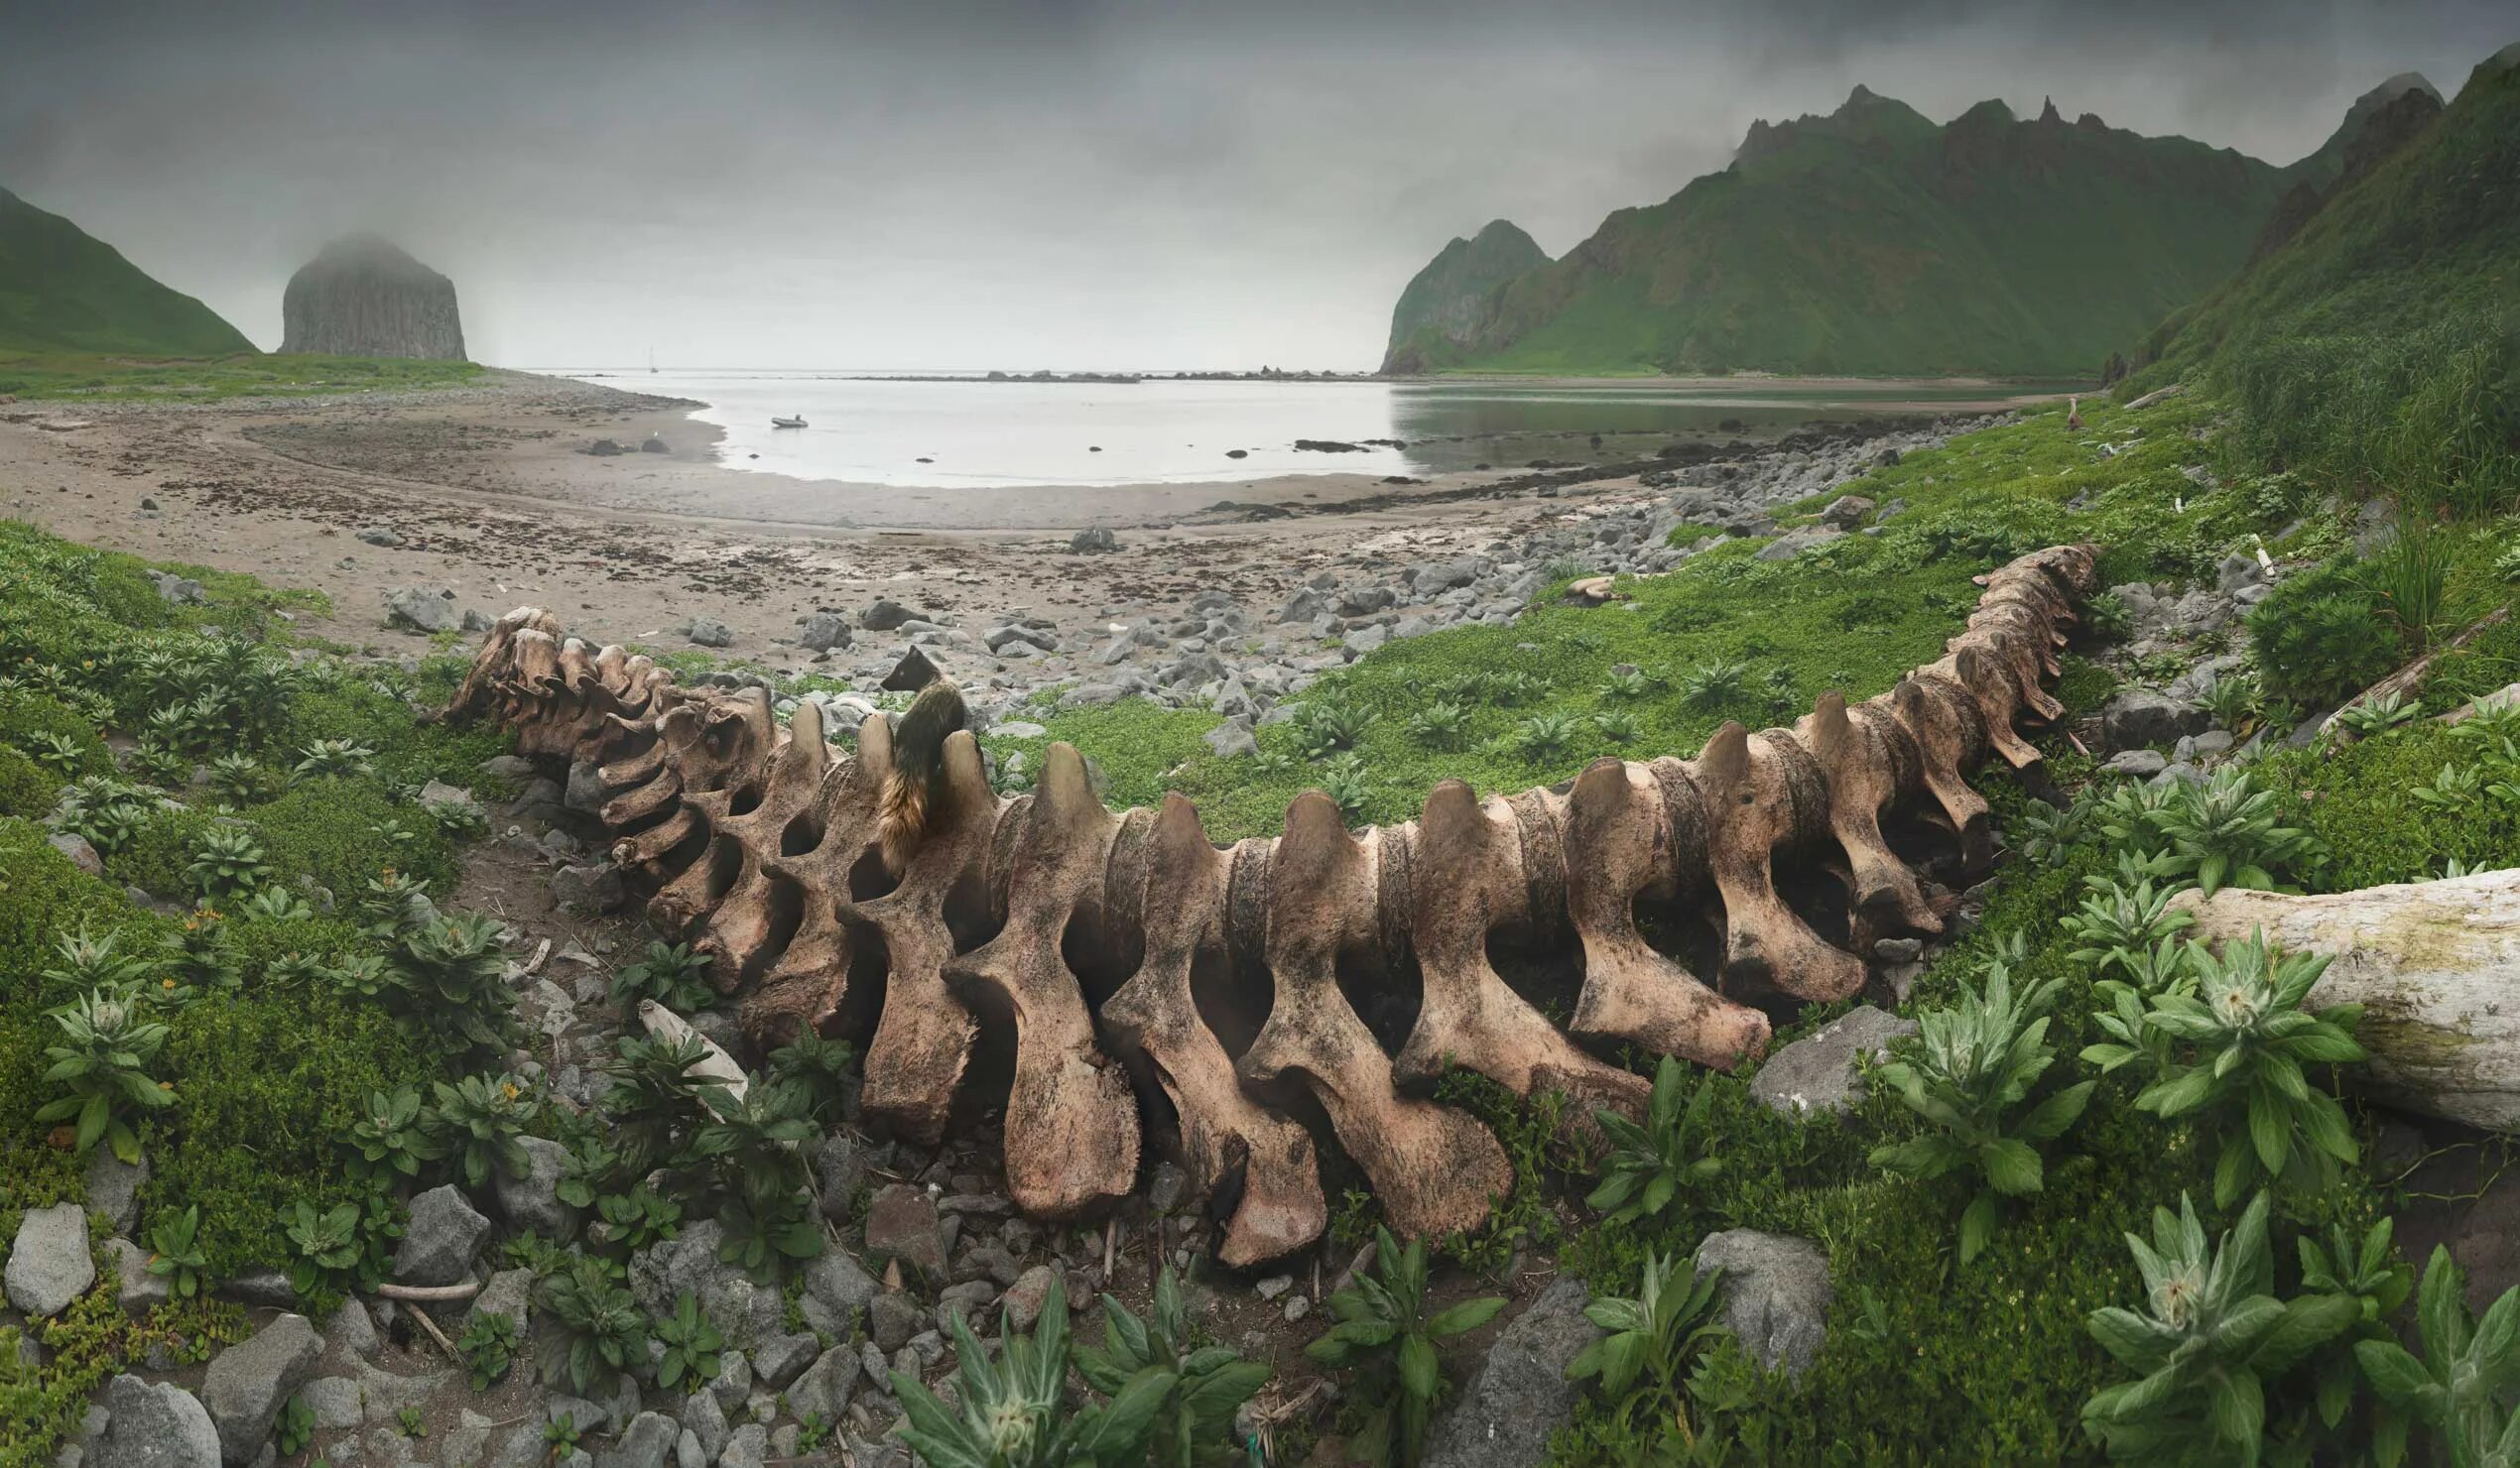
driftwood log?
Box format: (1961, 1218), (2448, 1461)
(2173, 869), (2520, 1131)
(443, 545), (2097, 1263)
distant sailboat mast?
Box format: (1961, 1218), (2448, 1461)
(648, 347), (657, 375)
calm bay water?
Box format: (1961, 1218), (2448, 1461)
(546, 369), (2077, 489)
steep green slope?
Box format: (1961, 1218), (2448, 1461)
(0, 185), (254, 356)
(2130, 44), (2520, 507)
(1383, 219), (1551, 373)
(1392, 87), (2287, 377)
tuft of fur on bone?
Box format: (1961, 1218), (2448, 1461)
(441, 546), (2095, 1264)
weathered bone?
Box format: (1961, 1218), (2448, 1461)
(442, 545), (2098, 1260)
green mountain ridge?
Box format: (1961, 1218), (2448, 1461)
(0, 184), (254, 358)
(1382, 219), (1550, 374)
(1383, 85), (2303, 377)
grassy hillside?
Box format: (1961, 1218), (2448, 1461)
(1394, 88), (2287, 378)
(2128, 45), (2520, 513)
(1383, 218), (1551, 373)
(0, 186), (253, 357)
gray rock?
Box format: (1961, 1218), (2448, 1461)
(628, 1220), (783, 1349)
(787, 1347), (858, 1426)
(678, 1389), (728, 1463)
(1749, 1006), (1915, 1117)
(496, 1137), (574, 1238)
(868, 1291), (924, 1353)
(1148, 1162), (1190, 1214)
(860, 598), (917, 632)
(301, 1376), (360, 1431)
(48, 832), (103, 877)
(708, 1348), (751, 1411)
(384, 587), (458, 634)
(84, 1149), (149, 1234)
(1423, 1277), (1604, 1468)
(1820, 495), (1875, 530)
(938, 1279), (998, 1331)
(2103, 749), (2169, 778)
(720, 1424), (769, 1468)
(681, 617), (735, 649)
(551, 862), (627, 915)
(1332, 584), (1395, 617)
(676, 1431), (705, 1468)
(1342, 623), (1390, 657)
(92, 1376), (220, 1468)
(152, 571), (207, 606)
(353, 1359), (445, 1426)
(220, 1272), (296, 1308)
(596, 1411), (678, 1468)
(1069, 526), (1119, 553)
(355, 526), (404, 548)
(799, 1250), (878, 1339)
(103, 1238), (166, 1316)
(202, 1312), (322, 1465)
(394, 1185), (490, 1286)
(6, 1201), (93, 1317)
(1755, 526), (1844, 561)
(797, 611), (853, 652)
(1202, 717), (1258, 759)
(750, 1331), (819, 1390)
(1695, 1230), (1832, 1380)
(2099, 688), (2203, 749)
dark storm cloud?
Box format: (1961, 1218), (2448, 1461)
(1, 0), (2508, 367)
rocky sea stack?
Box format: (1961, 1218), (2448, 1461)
(280, 234), (466, 360)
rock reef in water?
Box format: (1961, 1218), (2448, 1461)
(280, 235), (466, 360)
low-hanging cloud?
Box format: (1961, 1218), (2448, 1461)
(2, 0), (2508, 369)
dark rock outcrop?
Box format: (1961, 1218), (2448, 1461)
(280, 235), (467, 360)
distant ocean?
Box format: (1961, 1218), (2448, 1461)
(542, 369), (2077, 489)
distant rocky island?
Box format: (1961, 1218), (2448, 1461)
(281, 234), (466, 360)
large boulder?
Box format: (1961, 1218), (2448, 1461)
(85, 1147), (149, 1234)
(384, 586), (460, 634)
(497, 1136), (574, 1237)
(201, 1312), (323, 1464)
(280, 235), (466, 360)
(1695, 1230), (1832, 1380)
(861, 1184), (947, 1281)
(1424, 1277), (1603, 1468)
(1749, 1006), (1917, 1117)
(2099, 688), (2204, 749)
(92, 1375), (221, 1468)
(5, 1200), (93, 1317)
(395, 1184), (491, 1285)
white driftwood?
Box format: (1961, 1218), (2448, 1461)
(637, 999), (749, 1114)
(2172, 868), (2520, 1130)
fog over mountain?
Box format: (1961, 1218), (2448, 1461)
(2, 0), (2509, 369)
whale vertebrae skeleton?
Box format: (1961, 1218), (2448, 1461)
(443, 544), (2096, 1266)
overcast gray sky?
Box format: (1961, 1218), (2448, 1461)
(3, 0), (2510, 370)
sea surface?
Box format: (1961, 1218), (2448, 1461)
(544, 369), (2079, 489)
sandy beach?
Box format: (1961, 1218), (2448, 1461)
(0, 369), (1718, 675)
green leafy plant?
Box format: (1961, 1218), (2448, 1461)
(1597, 668), (1660, 701)
(129, 740), (190, 788)
(1567, 1252), (1730, 1458)
(1505, 710), (1581, 759)
(1868, 957), (2094, 1264)
(2360, 508), (2453, 649)
(356, 870), (434, 940)
(203, 753), (272, 805)
(426, 1073), (534, 1189)
(2142, 768), (2323, 898)
(2013, 796), (2092, 866)
(293, 738), (378, 782)
(186, 824), (273, 901)
(396, 1405), (426, 1439)
(2298, 1215), (2417, 1462)
(276, 1394), (315, 1456)
(162, 909), (239, 998)
(544, 1413), (583, 1457)
(1676, 658), (1752, 713)
(601, 1032), (714, 1177)
(2334, 691), (2422, 736)
(591, 1184), (684, 1253)
(37, 985), (175, 1161)
(893, 1278), (1170, 1468)
(39, 922), (155, 1000)
(535, 1251), (650, 1395)
(284, 1201), (362, 1297)
(145, 1205), (211, 1300)
(240, 884), (315, 922)
(2193, 672), (2263, 737)
(389, 912), (517, 1053)
(423, 794), (489, 838)
(1306, 1226), (1506, 1466)
(455, 1310), (518, 1391)
(1592, 708), (1640, 744)
(764, 1029), (856, 1123)
(1403, 700), (1471, 750)
(344, 1084), (443, 1181)
(2064, 873), (2196, 992)
(23, 728), (89, 774)
(654, 1289), (724, 1392)
(608, 940), (716, 1013)
(2356, 1244), (2520, 1468)
(1075, 1267), (1272, 1467)
(2127, 929), (2366, 1206)
(1585, 1056), (1721, 1229)
(554, 1132), (620, 1211)
(2081, 1191), (2357, 1466)
(1292, 700), (1371, 758)
(692, 1083), (825, 1279)
(1319, 752), (1373, 823)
